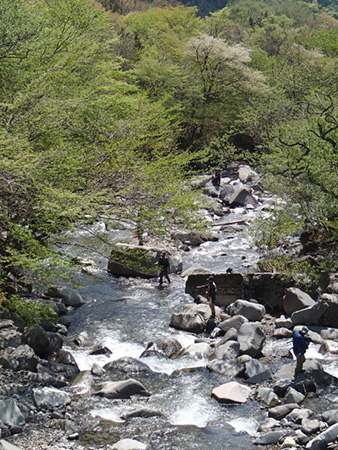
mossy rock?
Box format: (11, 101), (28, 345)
(107, 244), (158, 278)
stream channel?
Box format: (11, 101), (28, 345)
(58, 195), (338, 449)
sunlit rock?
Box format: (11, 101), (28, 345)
(211, 381), (251, 404)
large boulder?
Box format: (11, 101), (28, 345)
(156, 337), (182, 359)
(211, 381), (251, 404)
(306, 423), (338, 450)
(207, 357), (247, 377)
(170, 304), (212, 333)
(179, 342), (212, 359)
(226, 299), (266, 321)
(103, 357), (153, 378)
(170, 311), (205, 334)
(23, 326), (62, 359)
(108, 244), (158, 278)
(244, 359), (271, 384)
(171, 229), (219, 247)
(283, 287), (316, 316)
(219, 315), (247, 333)
(0, 328), (22, 349)
(46, 286), (85, 307)
(5, 345), (39, 372)
(0, 399), (25, 427)
(33, 386), (71, 408)
(208, 341), (240, 361)
(90, 379), (150, 399)
(291, 301), (329, 325)
(237, 322), (265, 357)
(228, 187), (258, 207)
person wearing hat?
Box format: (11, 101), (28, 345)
(292, 326), (311, 377)
(195, 275), (217, 318)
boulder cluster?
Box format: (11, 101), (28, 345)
(167, 273), (338, 449)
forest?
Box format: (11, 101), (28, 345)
(0, 0), (337, 294)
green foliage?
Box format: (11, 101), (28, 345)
(0, 0), (338, 288)
(249, 205), (304, 255)
(109, 246), (156, 275)
(2, 295), (57, 328)
(257, 255), (321, 291)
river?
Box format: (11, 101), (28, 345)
(58, 198), (338, 449)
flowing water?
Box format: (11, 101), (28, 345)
(60, 202), (338, 449)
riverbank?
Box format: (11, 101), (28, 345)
(1, 165), (338, 450)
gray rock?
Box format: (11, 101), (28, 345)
(0, 399), (25, 427)
(53, 349), (78, 367)
(291, 301), (329, 326)
(226, 299), (266, 321)
(273, 363), (295, 381)
(91, 379), (150, 399)
(219, 184), (235, 202)
(0, 329), (22, 349)
(111, 438), (147, 450)
(238, 165), (259, 183)
(169, 310), (205, 333)
(46, 286), (85, 307)
(33, 387), (71, 408)
(156, 337), (182, 358)
(321, 409), (338, 426)
(258, 417), (280, 432)
(91, 363), (105, 377)
(73, 331), (90, 347)
(179, 342), (212, 359)
(0, 440), (24, 450)
(273, 328), (293, 338)
(273, 379), (292, 397)
(306, 423), (338, 449)
(301, 418), (321, 435)
(238, 322), (265, 357)
(121, 408), (164, 420)
(219, 315), (247, 333)
(283, 287), (316, 316)
(286, 408), (314, 424)
(283, 387), (305, 404)
(214, 327), (238, 345)
(9, 344), (39, 372)
(23, 325), (51, 358)
(294, 429), (311, 445)
(89, 345), (112, 356)
(103, 357), (153, 377)
(211, 381), (251, 404)
(207, 358), (246, 377)
(257, 387), (280, 407)
(0, 320), (16, 330)
(244, 359), (271, 384)
(303, 359), (337, 386)
(209, 341), (239, 361)
(254, 431), (288, 446)
(229, 187), (258, 207)
(275, 316), (293, 329)
(269, 404), (300, 420)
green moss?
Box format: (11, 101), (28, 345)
(109, 246), (157, 276)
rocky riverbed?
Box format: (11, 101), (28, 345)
(1, 164), (338, 450)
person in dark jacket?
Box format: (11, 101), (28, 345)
(293, 326), (311, 377)
(195, 275), (217, 318)
(158, 251), (170, 285)
(211, 169), (221, 187)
